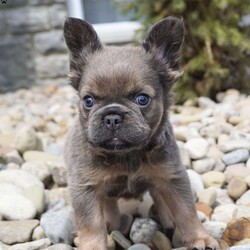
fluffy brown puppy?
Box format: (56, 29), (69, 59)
(63, 17), (219, 250)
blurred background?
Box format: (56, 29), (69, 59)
(0, 0), (250, 102)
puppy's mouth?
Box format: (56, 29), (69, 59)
(99, 137), (132, 151)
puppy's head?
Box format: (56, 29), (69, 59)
(64, 17), (184, 152)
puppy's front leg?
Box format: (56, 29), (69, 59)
(71, 188), (107, 250)
(151, 170), (219, 250)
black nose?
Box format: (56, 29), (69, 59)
(104, 114), (123, 131)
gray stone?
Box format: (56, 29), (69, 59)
(34, 31), (66, 55)
(111, 230), (132, 249)
(0, 35), (35, 92)
(49, 4), (67, 28)
(40, 207), (74, 245)
(202, 221), (227, 239)
(120, 213), (134, 236)
(7, 7), (50, 33)
(130, 218), (159, 244)
(21, 161), (52, 186)
(192, 158), (215, 174)
(14, 126), (43, 154)
(227, 177), (248, 200)
(47, 161), (67, 186)
(35, 54), (68, 79)
(172, 228), (183, 248)
(44, 243), (74, 250)
(128, 244), (151, 250)
(222, 149), (249, 165)
(152, 230), (172, 250)
(9, 238), (51, 250)
(0, 220), (39, 244)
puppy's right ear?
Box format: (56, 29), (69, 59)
(64, 17), (102, 90)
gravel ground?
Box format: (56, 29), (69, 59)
(0, 85), (250, 250)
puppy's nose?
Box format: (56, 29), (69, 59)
(104, 114), (123, 131)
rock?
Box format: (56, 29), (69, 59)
(14, 126), (43, 154)
(219, 139), (250, 153)
(9, 238), (51, 250)
(21, 161), (52, 186)
(244, 175), (250, 187)
(0, 189), (36, 220)
(73, 236), (79, 247)
(195, 202), (213, 218)
(214, 188), (234, 205)
(214, 159), (226, 172)
(200, 124), (221, 139)
(227, 177), (248, 200)
(120, 213), (134, 236)
(197, 188), (217, 206)
(184, 138), (209, 160)
(192, 158), (215, 174)
(207, 147), (224, 160)
(46, 187), (70, 206)
(222, 149), (249, 165)
(23, 150), (59, 162)
(234, 206), (250, 219)
(47, 161), (67, 186)
(202, 171), (226, 188)
(172, 228), (183, 248)
(236, 190), (250, 206)
(197, 211), (209, 223)
(224, 164), (250, 183)
(107, 234), (116, 250)
(138, 192), (153, 218)
(32, 226), (46, 241)
(186, 169), (204, 195)
(0, 169), (45, 214)
(203, 221), (227, 239)
(128, 244), (151, 250)
(178, 144), (191, 168)
(218, 134), (230, 145)
(222, 218), (250, 246)
(111, 230), (132, 249)
(40, 207), (74, 245)
(198, 97), (216, 109)
(0, 220), (39, 244)
(5, 149), (23, 165)
(211, 204), (237, 224)
(152, 230), (172, 250)
(129, 218), (159, 244)
(44, 243), (74, 250)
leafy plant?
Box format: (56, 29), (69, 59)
(116, 0), (250, 102)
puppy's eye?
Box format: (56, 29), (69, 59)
(83, 95), (94, 109)
(135, 93), (150, 107)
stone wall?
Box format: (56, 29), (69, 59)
(0, 0), (68, 92)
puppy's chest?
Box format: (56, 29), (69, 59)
(104, 174), (152, 199)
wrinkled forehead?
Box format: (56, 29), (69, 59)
(79, 47), (158, 98)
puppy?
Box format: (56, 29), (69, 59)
(63, 17), (219, 250)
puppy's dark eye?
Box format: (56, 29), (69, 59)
(135, 94), (150, 107)
(83, 95), (94, 109)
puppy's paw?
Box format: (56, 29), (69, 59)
(187, 235), (220, 250)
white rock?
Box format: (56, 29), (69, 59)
(186, 169), (204, 195)
(202, 221), (227, 239)
(197, 188), (217, 206)
(198, 97), (216, 109)
(0, 191), (36, 220)
(211, 204), (237, 224)
(0, 169), (45, 214)
(202, 171), (226, 188)
(236, 190), (250, 205)
(184, 138), (209, 160)
(219, 139), (250, 153)
(9, 238), (51, 250)
(192, 158), (215, 174)
(233, 206), (250, 219)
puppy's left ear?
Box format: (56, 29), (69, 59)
(142, 17), (184, 82)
